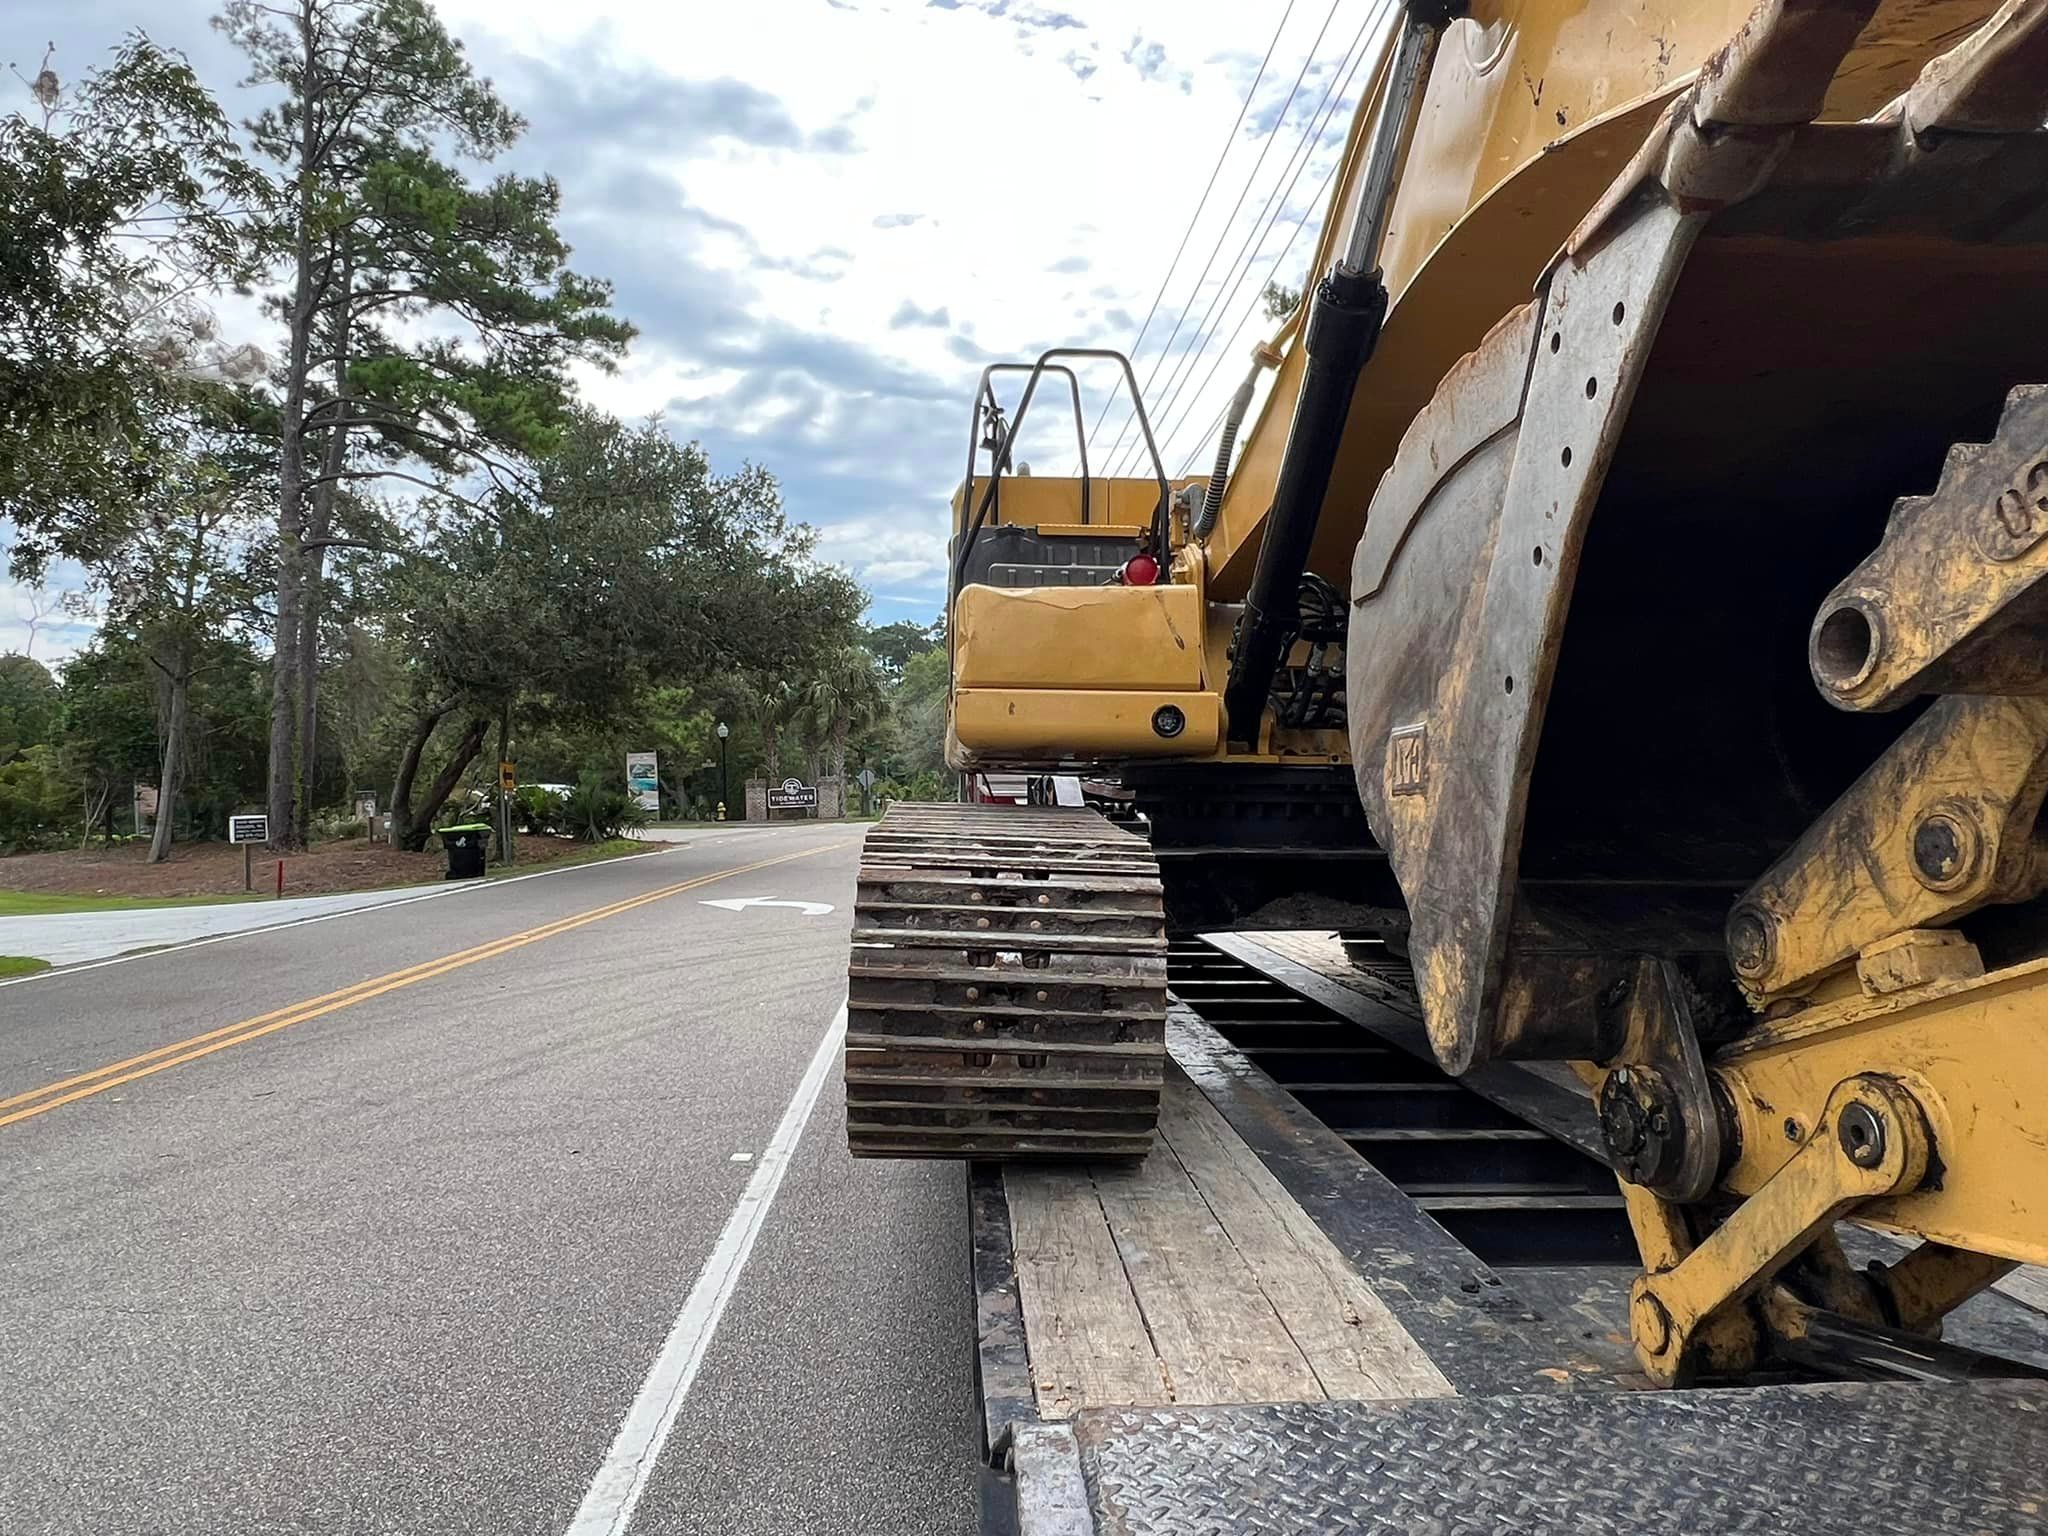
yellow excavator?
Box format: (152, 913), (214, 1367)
(848, 0), (2048, 1388)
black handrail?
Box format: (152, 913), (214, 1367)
(962, 363), (1089, 532)
(952, 348), (1171, 597)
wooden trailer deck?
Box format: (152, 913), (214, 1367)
(1003, 1064), (1453, 1420)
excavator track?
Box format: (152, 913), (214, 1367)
(845, 802), (1168, 1159)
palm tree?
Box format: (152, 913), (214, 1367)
(801, 646), (886, 793)
(751, 676), (800, 783)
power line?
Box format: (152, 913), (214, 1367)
(1098, 0), (1348, 476)
(1081, 0), (1298, 463)
(1177, 397), (1233, 477)
(1129, 4), (1385, 475)
(1161, 148), (1344, 476)
(1137, 7), (1389, 475)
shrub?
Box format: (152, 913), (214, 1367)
(562, 776), (650, 842)
(512, 784), (569, 835)
(309, 808), (369, 842)
(0, 745), (75, 851)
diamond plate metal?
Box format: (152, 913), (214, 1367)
(1074, 1383), (2048, 1535)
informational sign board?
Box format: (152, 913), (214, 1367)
(228, 814), (269, 845)
(500, 761), (517, 792)
(625, 751), (660, 812)
(767, 777), (818, 811)
(353, 791), (378, 822)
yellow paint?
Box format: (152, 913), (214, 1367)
(0, 839), (850, 1131)
(953, 688), (1222, 760)
(1712, 954), (2048, 1266)
(955, 583), (1207, 692)
(1204, 0), (1998, 598)
(953, 475), (1188, 534)
(1628, 1074), (1931, 1383)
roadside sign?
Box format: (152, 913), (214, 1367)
(856, 768), (876, 790)
(500, 761), (517, 792)
(767, 777), (818, 811)
(626, 750), (660, 812)
(228, 814), (269, 845)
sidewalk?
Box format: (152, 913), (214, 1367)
(0, 883), (449, 968)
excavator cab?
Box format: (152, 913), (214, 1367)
(947, 352), (1221, 763)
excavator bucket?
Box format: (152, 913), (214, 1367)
(1344, 0), (2048, 1076)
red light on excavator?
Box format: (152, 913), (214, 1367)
(1121, 554), (1160, 586)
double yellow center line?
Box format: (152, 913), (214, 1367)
(0, 839), (849, 1131)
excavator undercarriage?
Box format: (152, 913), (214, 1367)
(847, 0), (2048, 1401)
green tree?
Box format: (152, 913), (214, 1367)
(0, 36), (266, 578)
(55, 636), (160, 844)
(890, 645), (952, 788)
(91, 429), (268, 861)
(861, 617), (943, 681)
(801, 645), (886, 792)
(217, 0), (634, 849)
(380, 416), (844, 848)
(0, 654), (58, 763)
(1262, 280), (1303, 321)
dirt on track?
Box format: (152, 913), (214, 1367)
(0, 835), (597, 901)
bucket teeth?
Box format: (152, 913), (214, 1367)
(844, 803), (1168, 1160)
(1905, 0), (2048, 137)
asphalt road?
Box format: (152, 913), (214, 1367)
(0, 822), (981, 1535)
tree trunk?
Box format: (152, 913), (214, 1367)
(147, 666), (189, 864)
(406, 716), (490, 851)
(266, 0), (322, 853)
(831, 721), (849, 785)
(386, 704), (448, 851)
(295, 251), (352, 846)
(763, 719), (780, 783)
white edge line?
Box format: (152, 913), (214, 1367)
(565, 999), (848, 1536)
(0, 825), (811, 991)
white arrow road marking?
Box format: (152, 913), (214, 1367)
(698, 897), (835, 917)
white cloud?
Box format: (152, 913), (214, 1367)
(12, 0), (1377, 628)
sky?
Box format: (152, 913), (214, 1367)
(4, 0), (1383, 662)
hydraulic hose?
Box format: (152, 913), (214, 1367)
(1195, 357), (1266, 540)
(1221, 5), (1452, 744)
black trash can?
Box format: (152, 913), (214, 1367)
(438, 822), (491, 879)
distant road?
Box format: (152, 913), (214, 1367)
(0, 820), (979, 1536)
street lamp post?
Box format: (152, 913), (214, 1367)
(716, 721), (730, 821)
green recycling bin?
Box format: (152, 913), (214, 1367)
(437, 822), (491, 880)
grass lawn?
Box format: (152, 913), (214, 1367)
(483, 837), (654, 879)
(0, 955), (52, 977)
(0, 890), (268, 917)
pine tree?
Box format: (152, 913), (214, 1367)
(217, 0), (633, 847)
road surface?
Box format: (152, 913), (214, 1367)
(0, 821), (981, 1535)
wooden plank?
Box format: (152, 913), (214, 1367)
(1005, 1166), (1165, 1419)
(1158, 1070), (1457, 1401)
(1090, 1133), (1327, 1407)
(1997, 1265), (2048, 1315)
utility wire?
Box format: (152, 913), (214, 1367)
(1136, 7), (1389, 476)
(1163, 148), (1345, 476)
(1177, 398), (1234, 477)
(1098, 0), (1348, 475)
(1080, 0), (1298, 465)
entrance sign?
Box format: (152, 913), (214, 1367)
(767, 777), (818, 811)
(228, 814), (269, 845)
(626, 751), (660, 813)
